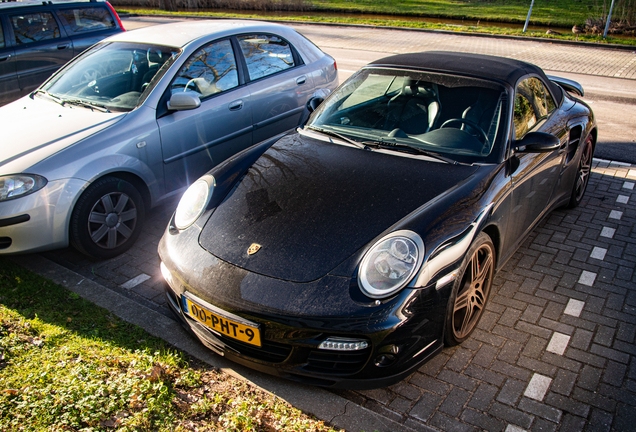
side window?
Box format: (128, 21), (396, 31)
(0, 21), (4, 48)
(11, 12), (61, 44)
(238, 34), (295, 81)
(545, 85), (556, 113)
(514, 93), (536, 140)
(514, 77), (553, 139)
(59, 7), (116, 34)
(171, 39), (238, 99)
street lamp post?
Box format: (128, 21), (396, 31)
(603, 0), (616, 38)
(523, 0), (535, 33)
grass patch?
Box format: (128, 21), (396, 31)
(116, 8), (636, 46)
(309, 0), (595, 27)
(0, 258), (337, 431)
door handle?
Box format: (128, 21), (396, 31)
(0, 54), (11, 62)
(57, 44), (70, 50)
(296, 76), (306, 85)
(229, 100), (243, 111)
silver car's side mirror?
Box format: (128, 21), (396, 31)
(167, 93), (201, 111)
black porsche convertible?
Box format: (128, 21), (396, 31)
(158, 52), (596, 389)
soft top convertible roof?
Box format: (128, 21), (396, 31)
(370, 51), (563, 103)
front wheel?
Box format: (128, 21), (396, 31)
(70, 177), (145, 259)
(444, 232), (495, 346)
(567, 135), (593, 208)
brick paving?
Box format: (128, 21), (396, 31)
(39, 21), (636, 432)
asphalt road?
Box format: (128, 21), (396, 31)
(122, 15), (636, 164)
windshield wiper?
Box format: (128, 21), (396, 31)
(305, 126), (368, 150)
(364, 141), (463, 165)
(61, 99), (111, 113)
(32, 89), (64, 106)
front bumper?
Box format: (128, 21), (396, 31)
(0, 178), (87, 254)
(158, 220), (450, 389)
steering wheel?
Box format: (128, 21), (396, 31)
(80, 68), (102, 84)
(440, 118), (489, 146)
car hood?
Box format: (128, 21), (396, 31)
(199, 133), (480, 283)
(0, 95), (125, 173)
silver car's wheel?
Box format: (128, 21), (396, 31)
(445, 232), (495, 345)
(70, 177), (145, 259)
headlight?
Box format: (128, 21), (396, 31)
(358, 230), (424, 299)
(174, 175), (214, 230)
(0, 174), (47, 202)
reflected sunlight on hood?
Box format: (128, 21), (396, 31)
(0, 95), (125, 172)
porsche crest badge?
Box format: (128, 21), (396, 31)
(247, 243), (261, 255)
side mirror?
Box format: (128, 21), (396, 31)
(167, 92), (201, 111)
(307, 97), (324, 113)
(514, 132), (560, 153)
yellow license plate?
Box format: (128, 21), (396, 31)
(182, 295), (262, 347)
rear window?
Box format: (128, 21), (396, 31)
(11, 12), (61, 44)
(58, 6), (115, 34)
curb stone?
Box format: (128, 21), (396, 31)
(10, 254), (417, 432)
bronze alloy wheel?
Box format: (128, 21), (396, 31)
(568, 135), (593, 208)
(445, 233), (495, 345)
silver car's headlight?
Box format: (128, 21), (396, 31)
(358, 230), (425, 299)
(0, 174), (47, 202)
(174, 175), (214, 230)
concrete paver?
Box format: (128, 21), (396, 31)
(23, 19), (636, 431)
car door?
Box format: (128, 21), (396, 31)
(9, 9), (74, 95)
(0, 18), (19, 106)
(237, 33), (314, 144)
(157, 38), (252, 192)
(55, 5), (122, 57)
(507, 77), (565, 245)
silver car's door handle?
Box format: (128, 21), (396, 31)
(0, 54), (11, 62)
(229, 100), (243, 111)
(296, 76), (307, 85)
(57, 43), (70, 50)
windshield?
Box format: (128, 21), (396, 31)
(42, 42), (181, 112)
(307, 68), (508, 163)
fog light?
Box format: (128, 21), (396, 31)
(374, 354), (397, 367)
(318, 337), (369, 351)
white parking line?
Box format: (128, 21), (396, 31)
(524, 374), (552, 401)
(564, 299), (585, 317)
(121, 274), (151, 289)
(609, 210), (623, 220)
(617, 195), (630, 204)
(590, 247), (607, 260)
(579, 271), (597, 286)
(547, 332), (570, 355)
(600, 227), (616, 238)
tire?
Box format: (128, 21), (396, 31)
(444, 232), (495, 346)
(70, 177), (145, 259)
(567, 135), (593, 208)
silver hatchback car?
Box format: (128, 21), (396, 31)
(0, 20), (338, 258)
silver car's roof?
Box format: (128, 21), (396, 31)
(106, 20), (297, 48)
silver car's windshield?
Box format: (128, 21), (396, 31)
(42, 42), (180, 112)
(308, 68), (508, 163)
